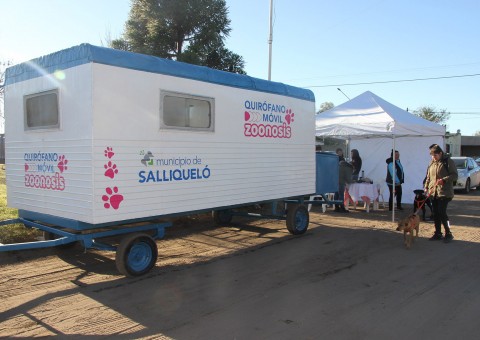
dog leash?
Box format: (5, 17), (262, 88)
(414, 190), (433, 216)
(415, 178), (444, 215)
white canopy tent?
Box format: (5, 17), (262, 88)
(315, 91), (445, 220)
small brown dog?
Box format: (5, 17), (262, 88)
(396, 213), (420, 249)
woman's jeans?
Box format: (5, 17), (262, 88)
(387, 184), (402, 209)
(432, 196), (452, 234)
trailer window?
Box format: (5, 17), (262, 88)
(161, 92), (214, 131)
(24, 90), (59, 130)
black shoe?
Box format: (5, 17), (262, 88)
(397, 206), (404, 210)
(429, 233), (443, 241)
(444, 233), (454, 243)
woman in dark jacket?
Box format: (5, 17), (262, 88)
(335, 160), (353, 213)
(350, 149), (362, 180)
(424, 144), (458, 242)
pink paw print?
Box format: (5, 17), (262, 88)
(102, 187), (124, 210)
(285, 109), (295, 125)
(57, 155), (68, 173)
(104, 161), (118, 179)
(104, 147), (115, 159)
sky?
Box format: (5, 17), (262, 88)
(1, 0), (479, 135)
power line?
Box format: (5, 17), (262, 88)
(304, 73), (480, 88)
(288, 62), (480, 82)
(413, 112), (480, 116)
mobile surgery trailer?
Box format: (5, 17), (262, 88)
(2, 44), (316, 275)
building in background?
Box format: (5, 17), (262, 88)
(445, 130), (462, 156)
(445, 129), (480, 158)
(461, 136), (480, 158)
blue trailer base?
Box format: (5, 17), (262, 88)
(0, 215), (172, 277)
(0, 218), (171, 251)
(1, 193), (335, 275)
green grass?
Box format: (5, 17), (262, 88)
(0, 166), (42, 244)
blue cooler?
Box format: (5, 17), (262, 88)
(315, 152), (339, 195)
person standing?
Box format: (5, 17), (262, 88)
(336, 148), (345, 162)
(424, 144), (458, 242)
(350, 149), (362, 180)
(335, 159), (353, 213)
(386, 150), (405, 210)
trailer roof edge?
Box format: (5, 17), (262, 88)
(5, 43), (315, 102)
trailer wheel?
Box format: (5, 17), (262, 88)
(212, 209), (233, 225)
(116, 233), (158, 277)
(43, 231), (77, 249)
(286, 204), (309, 235)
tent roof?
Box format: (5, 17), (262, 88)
(315, 91), (445, 138)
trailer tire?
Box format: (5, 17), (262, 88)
(116, 233), (158, 277)
(286, 204), (309, 235)
(212, 209), (233, 225)
(43, 231), (77, 249)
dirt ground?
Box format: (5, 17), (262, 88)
(1, 190), (480, 339)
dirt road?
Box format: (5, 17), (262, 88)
(1, 190), (480, 339)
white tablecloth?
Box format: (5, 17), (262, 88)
(345, 183), (380, 212)
(347, 183), (379, 203)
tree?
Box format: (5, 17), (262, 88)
(413, 106), (450, 124)
(0, 69), (4, 130)
(0, 61), (11, 132)
(317, 101), (334, 114)
(475, 131), (480, 136)
(111, 0), (246, 74)
(0, 67), (5, 103)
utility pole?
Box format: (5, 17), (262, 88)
(268, 0), (273, 80)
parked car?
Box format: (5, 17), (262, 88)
(451, 157), (480, 193)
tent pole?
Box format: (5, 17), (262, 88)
(346, 138), (350, 161)
(392, 136), (396, 222)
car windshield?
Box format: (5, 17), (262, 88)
(453, 159), (467, 169)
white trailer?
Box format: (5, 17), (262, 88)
(2, 44), (316, 275)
